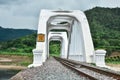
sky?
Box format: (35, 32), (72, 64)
(0, 0), (120, 30)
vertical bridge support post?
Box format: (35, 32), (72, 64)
(95, 49), (106, 67)
(28, 49), (43, 68)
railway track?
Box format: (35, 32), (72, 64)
(54, 57), (120, 80)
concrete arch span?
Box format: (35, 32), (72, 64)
(28, 9), (107, 68)
(48, 32), (68, 59)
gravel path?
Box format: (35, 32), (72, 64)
(11, 57), (89, 80)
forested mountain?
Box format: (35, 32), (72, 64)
(85, 7), (120, 55)
(0, 7), (120, 56)
(0, 33), (36, 53)
(0, 26), (36, 41)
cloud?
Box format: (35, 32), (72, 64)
(0, 0), (17, 4)
(98, 0), (120, 7)
(0, 0), (28, 5)
(0, 0), (120, 29)
(0, 7), (38, 29)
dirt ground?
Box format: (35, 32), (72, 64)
(106, 63), (120, 71)
(110, 51), (120, 57)
(0, 54), (120, 71)
(0, 55), (32, 70)
(106, 63), (120, 68)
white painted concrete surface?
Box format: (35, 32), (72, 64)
(28, 9), (106, 68)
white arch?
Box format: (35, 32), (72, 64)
(48, 32), (68, 58)
(37, 10), (94, 62)
(28, 10), (95, 67)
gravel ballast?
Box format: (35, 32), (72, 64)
(11, 57), (89, 80)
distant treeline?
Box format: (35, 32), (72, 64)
(0, 26), (36, 41)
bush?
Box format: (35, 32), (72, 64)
(105, 56), (120, 64)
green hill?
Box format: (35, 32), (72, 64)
(0, 26), (36, 42)
(0, 33), (36, 54)
(85, 7), (120, 56)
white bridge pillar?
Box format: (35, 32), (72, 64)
(95, 49), (106, 67)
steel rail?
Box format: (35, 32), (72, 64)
(54, 57), (97, 80)
(54, 57), (120, 80)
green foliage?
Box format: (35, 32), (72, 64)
(49, 41), (61, 57)
(0, 33), (37, 54)
(85, 7), (120, 56)
(18, 61), (32, 66)
(105, 56), (120, 64)
(0, 51), (33, 57)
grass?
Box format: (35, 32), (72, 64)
(105, 56), (120, 64)
(50, 53), (60, 57)
(0, 51), (33, 67)
(91, 63), (96, 66)
(18, 61), (32, 66)
(106, 61), (120, 64)
(0, 51), (33, 57)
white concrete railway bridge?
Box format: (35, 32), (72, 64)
(28, 9), (106, 68)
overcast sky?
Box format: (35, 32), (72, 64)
(0, 0), (120, 30)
